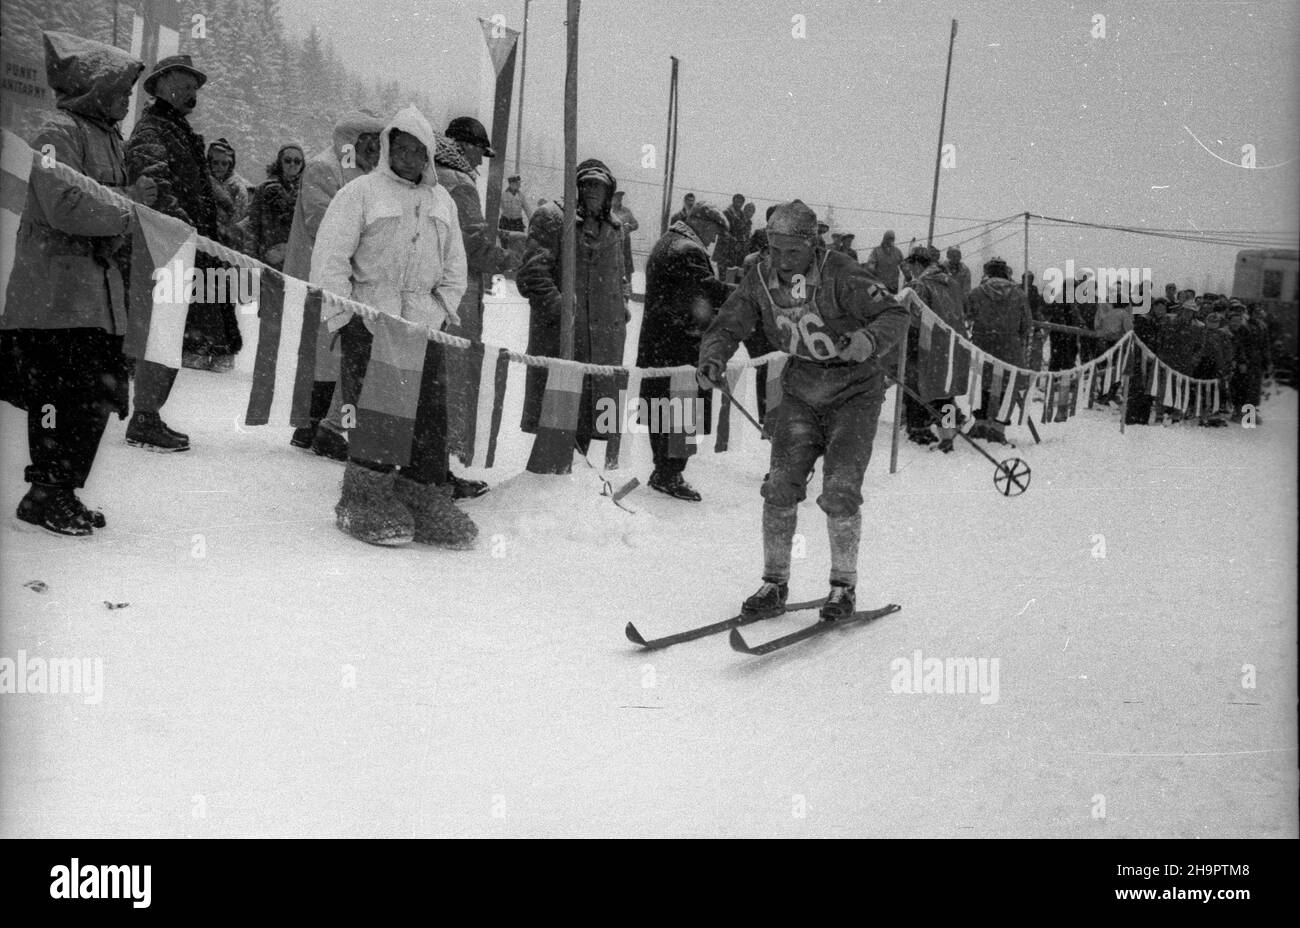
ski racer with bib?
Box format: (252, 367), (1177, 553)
(696, 200), (910, 620)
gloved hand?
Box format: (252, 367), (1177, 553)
(837, 330), (876, 363)
(696, 358), (725, 391)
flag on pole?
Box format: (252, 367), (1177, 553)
(245, 273), (318, 427)
(125, 205), (195, 369)
(0, 128), (34, 318)
(526, 362), (584, 474)
(350, 311), (429, 467)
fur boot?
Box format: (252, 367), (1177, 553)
(335, 463), (415, 546)
(392, 475), (478, 550)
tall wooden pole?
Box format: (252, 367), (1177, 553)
(560, 0), (580, 360)
(514, 0), (529, 177)
(1022, 212), (1029, 292)
(659, 57), (679, 235)
(926, 19), (957, 246)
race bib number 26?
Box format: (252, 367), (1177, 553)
(775, 311), (838, 361)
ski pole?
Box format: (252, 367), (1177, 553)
(849, 342), (1032, 496)
(716, 378), (769, 438)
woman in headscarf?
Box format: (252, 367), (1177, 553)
(207, 137), (250, 252)
(247, 143), (304, 272)
(517, 158), (629, 454)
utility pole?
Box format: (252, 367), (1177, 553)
(926, 19), (958, 246)
(560, 0), (580, 360)
(514, 0), (529, 177)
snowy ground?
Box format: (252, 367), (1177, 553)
(2, 285), (1296, 838)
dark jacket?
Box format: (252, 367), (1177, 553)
(965, 277), (1032, 366)
(247, 173), (299, 269)
(637, 221), (731, 370)
(517, 198), (627, 437)
(126, 99), (218, 238)
(433, 137), (515, 322)
(700, 248), (909, 409)
(3, 33), (140, 333)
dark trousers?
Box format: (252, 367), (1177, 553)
(4, 328), (121, 489)
(1049, 336), (1078, 371)
(340, 316), (448, 485)
(133, 359), (177, 414)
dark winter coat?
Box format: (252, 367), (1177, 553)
(433, 136), (514, 331)
(910, 264), (964, 333)
(517, 199), (628, 438)
(247, 173), (299, 269)
(965, 277), (1032, 367)
(1161, 320), (1205, 375)
(126, 99), (219, 237)
(865, 240), (904, 289)
(637, 220), (732, 372)
(2, 32), (140, 334)
(127, 95), (240, 355)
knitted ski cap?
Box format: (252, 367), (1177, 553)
(766, 200), (819, 238)
(575, 158), (616, 191)
(207, 137), (236, 159)
(687, 202), (729, 234)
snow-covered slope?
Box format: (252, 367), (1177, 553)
(2, 289), (1295, 837)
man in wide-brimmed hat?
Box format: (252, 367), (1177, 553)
(125, 52), (232, 451)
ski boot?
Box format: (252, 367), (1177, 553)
(649, 470), (702, 502)
(742, 580), (789, 617)
(311, 425), (349, 462)
(820, 582), (856, 621)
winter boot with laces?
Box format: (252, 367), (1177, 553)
(392, 475), (478, 549)
(16, 485), (93, 537)
(649, 469), (702, 502)
(742, 580), (789, 617)
(335, 463), (415, 546)
(820, 582), (856, 621)
(126, 412), (189, 452)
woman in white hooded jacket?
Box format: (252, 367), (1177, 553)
(310, 106), (475, 548)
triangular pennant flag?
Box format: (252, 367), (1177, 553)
(917, 312), (951, 401)
(667, 369), (701, 460)
(764, 354), (787, 418)
(602, 367), (631, 470)
(996, 365), (1016, 422)
(949, 335), (971, 396)
(446, 336), (485, 463)
(125, 206), (196, 369)
(245, 272), (314, 427)
(1012, 371), (1031, 425)
(526, 362), (585, 474)
(351, 311), (429, 467)
(0, 128), (35, 318)
(462, 344), (511, 470)
(478, 17), (521, 75)
(618, 366), (646, 467)
(1163, 365), (1175, 407)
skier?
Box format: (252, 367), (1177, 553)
(696, 200), (909, 620)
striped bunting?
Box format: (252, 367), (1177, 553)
(458, 342), (510, 470)
(666, 369), (701, 460)
(601, 367), (631, 470)
(245, 273), (316, 427)
(350, 311), (429, 467)
(125, 207), (196, 369)
(525, 362), (584, 474)
(0, 128), (34, 318)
